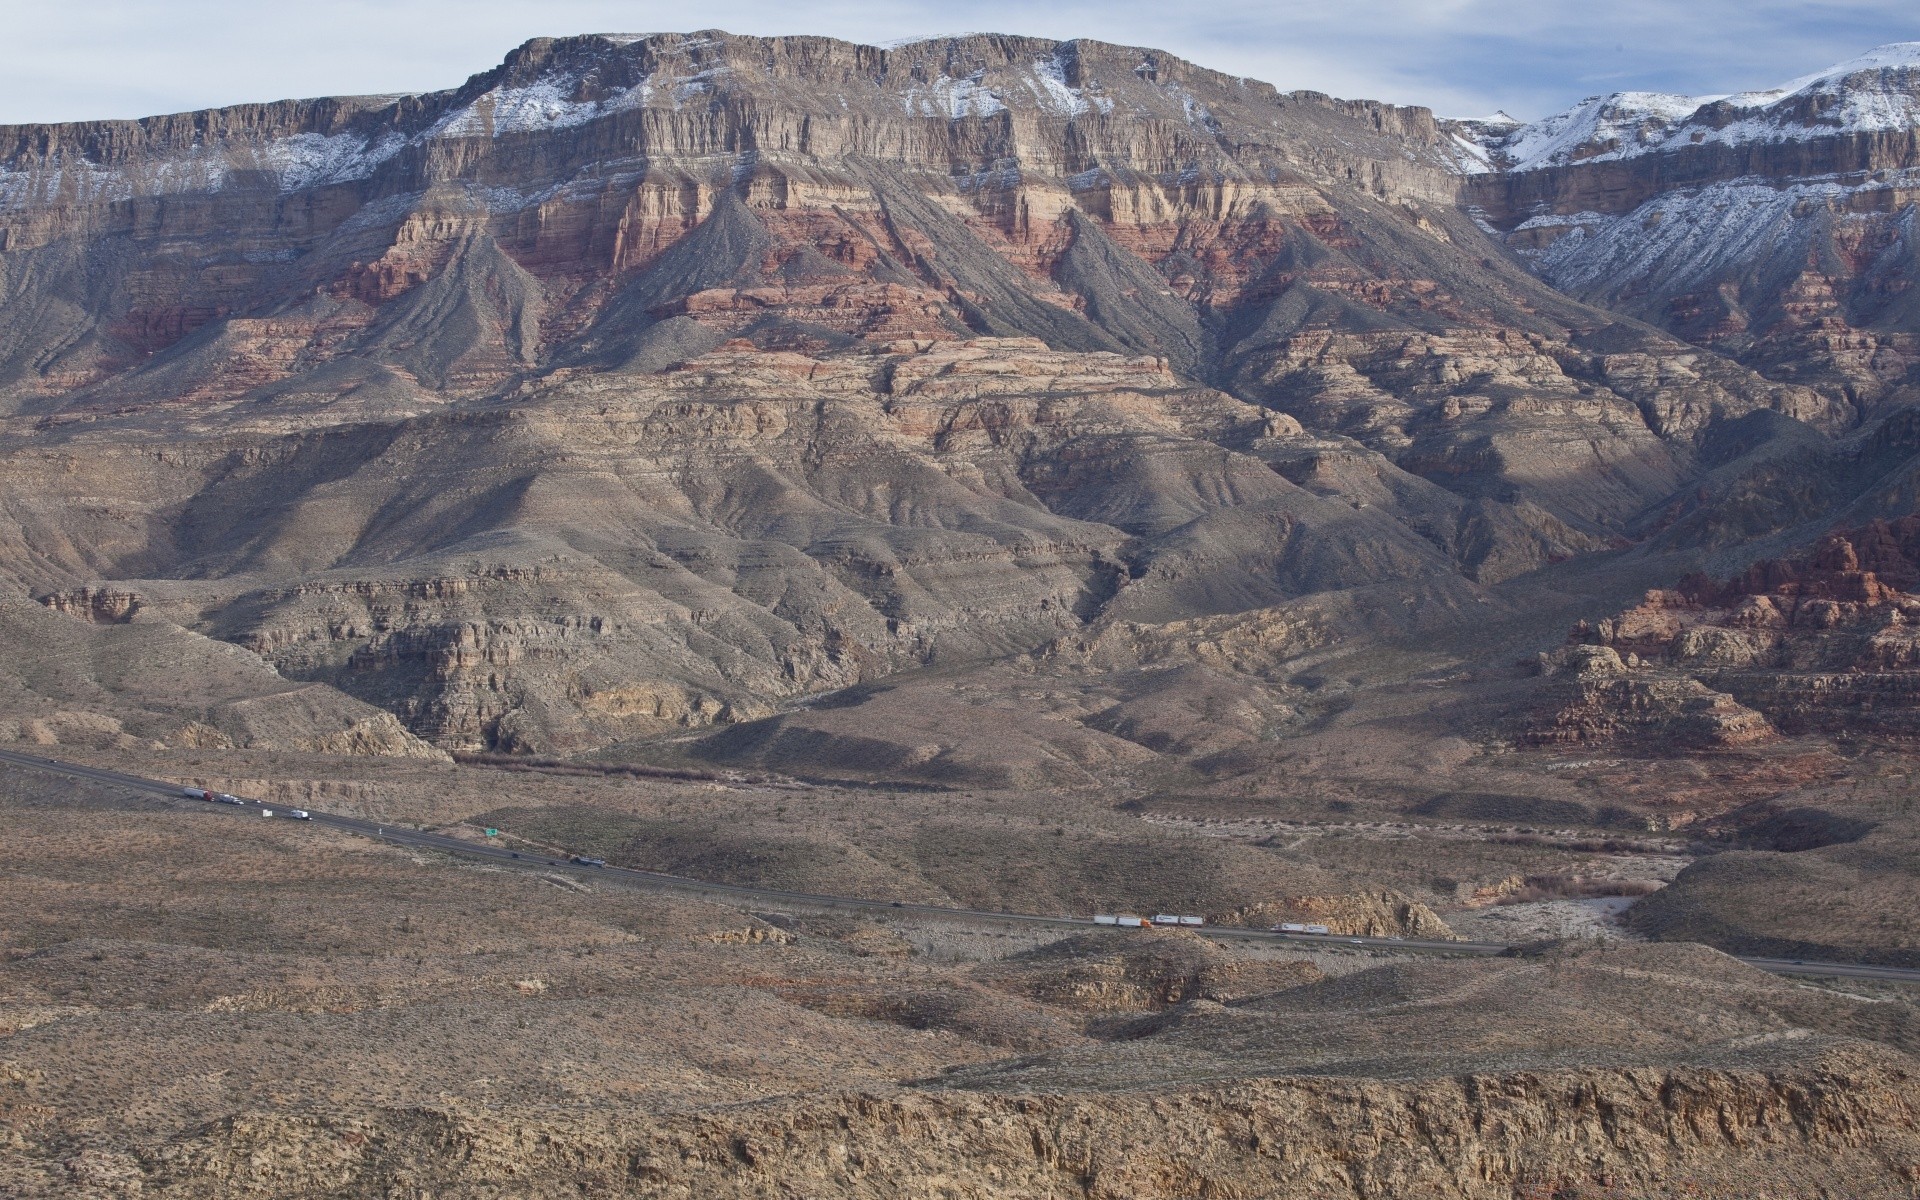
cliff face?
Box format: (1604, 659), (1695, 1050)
(0, 30), (1468, 404)
(0, 29), (1848, 756)
(1462, 43), (1920, 410)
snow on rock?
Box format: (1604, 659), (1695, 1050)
(1491, 91), (1709, 171)
(1519, 170), (1920, 297)
(1026, 51), (1095, 117)
(901, 69), (1009, 119)
(1468, 41), (1920, 174)
(429, 70), (660, 139)
(254, 131), (407, 191)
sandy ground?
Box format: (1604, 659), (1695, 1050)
(1448, 896), (1643, 943)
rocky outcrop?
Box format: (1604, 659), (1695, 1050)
(1231, 889), (1457, 938)
(97, 1048), (1920, 1199)
(1524, 643), (1776, 749)
(1539, 518), (1920, 741)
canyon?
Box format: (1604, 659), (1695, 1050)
(4, 29), (1920, 1198)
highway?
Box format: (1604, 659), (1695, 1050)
(5, 745), (1918, 984)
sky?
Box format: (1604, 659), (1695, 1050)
(1, 0), (1917, 125)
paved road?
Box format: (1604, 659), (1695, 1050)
(5, 745), (1918, 983)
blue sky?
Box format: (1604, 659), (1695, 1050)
(3, 0), (1916, 124)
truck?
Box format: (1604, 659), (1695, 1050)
(261, 809), (273, 818)
(1273, 922), (1308, 933)
(1092, 914), (1120, 926)
(1116, 915), (1146, 928)
(1151, 914), (1181, 926)
(288, 809), (311, 820)
(1177, 915), (1204, 927)
(1304, 924), (1331, 935)
(569, 855), (607, 868)
(182, 786), (210, 800)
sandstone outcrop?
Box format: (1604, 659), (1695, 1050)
(1230, 889), (1457, 939)
(1552, 517), (1920, 740)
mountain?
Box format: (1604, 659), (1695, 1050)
(1461, 43), (1920, 411)
(0, 30), (1807, 760)
(0, 29), (1909, 775)
(13, 33), (1920, 1200)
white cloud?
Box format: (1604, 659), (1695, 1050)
(0, 0), (1914, 124)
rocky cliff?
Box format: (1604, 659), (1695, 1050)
(0, 30), (1867, 758)
(1462, 43), (1920, 412)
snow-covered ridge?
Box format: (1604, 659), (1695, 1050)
(1, 34), (1208, 211)
(1515, 168), (1920, 297)
(0, 46), (694, 209)
(1470, 41), (1920, 174)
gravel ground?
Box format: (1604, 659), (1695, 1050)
(1448, 896), (1643, 943)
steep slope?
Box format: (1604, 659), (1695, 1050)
(0, 29), (1886, 763)
(1463, 43), (1920, 410)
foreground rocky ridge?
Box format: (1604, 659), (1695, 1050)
(9, 772), (1920, 1199)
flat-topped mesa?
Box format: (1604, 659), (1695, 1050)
(0, 30), (1463, 223)
(0, 28), (1542, 422)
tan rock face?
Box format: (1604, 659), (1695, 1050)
(1232, 889), (1456, 938)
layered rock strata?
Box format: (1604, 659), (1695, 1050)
(1534, 517), (1920, 744)
(1463, 43), (1920, 410)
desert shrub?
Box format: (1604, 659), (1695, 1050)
(1495, 874), (1663, 904)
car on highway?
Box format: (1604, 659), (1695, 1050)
(569, 855), (607, 867)
(288, 809), (312, 820)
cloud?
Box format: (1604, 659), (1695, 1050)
(1, 0), (1915, 125)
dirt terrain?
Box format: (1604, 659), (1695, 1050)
(8, 765), (1920, 1199)
(5, 26), (1920, 1196)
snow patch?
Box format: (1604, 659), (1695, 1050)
(1446, 130), (1495, 172)
(430, 72), (657, 138)
(1476, 41), (1920, 174)
(1522, 172), (1920, 297)
(902, 69), (1008, 120)
(1026, 52), (1091, 117)
(255, 131), (406, 190)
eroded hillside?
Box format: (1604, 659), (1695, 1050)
(8, 29), (1920, 1197)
